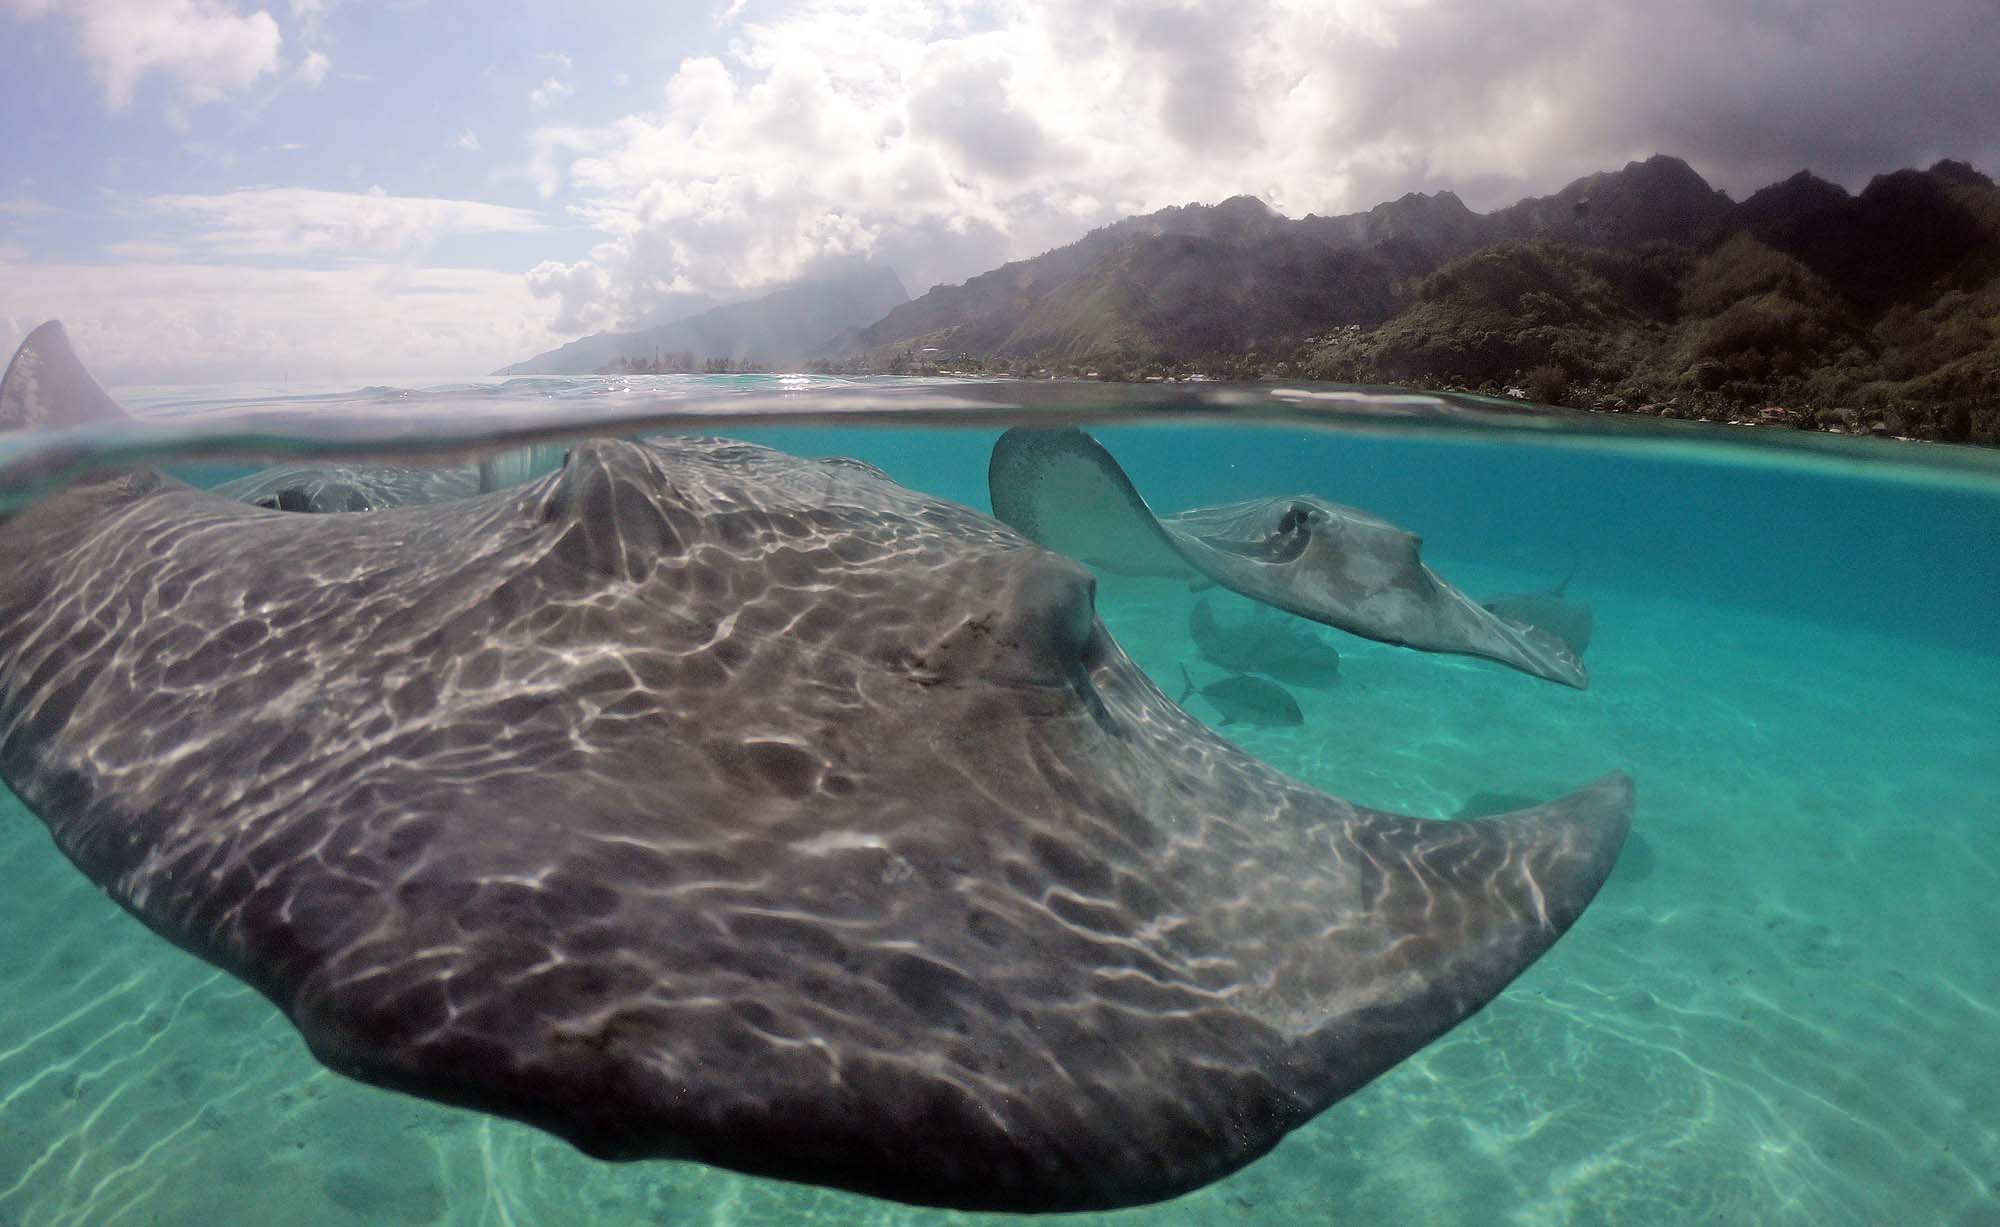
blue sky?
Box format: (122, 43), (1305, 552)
(3, 0), (1994, 383)
(0, 0), (749, 380)
(2, 3), (744, 264)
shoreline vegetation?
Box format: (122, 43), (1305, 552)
(588, 155), (2000, 447)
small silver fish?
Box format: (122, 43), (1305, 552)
(1177, 664), (1304, 727)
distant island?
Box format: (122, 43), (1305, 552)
(497, 265), (908, 377)
(595, 354), (773, 376)
(503, 155), (2000, 446)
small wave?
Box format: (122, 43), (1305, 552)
(2, 374), (1997, 510)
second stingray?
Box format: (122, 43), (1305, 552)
(988, 426), (1589, 688)
(1190, 595), (1344, 688)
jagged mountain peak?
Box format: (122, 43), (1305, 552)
(1489, 154), (1736, 246)
(1737, 170), (1851, 223)
(1926, 158), (1994, 189)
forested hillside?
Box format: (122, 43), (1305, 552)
(827, 157), (2000, 444)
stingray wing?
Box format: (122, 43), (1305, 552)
(1163, 497), (1588, 688)
(1483, 590), (1596, 658)
(986, 423), (1191, 577)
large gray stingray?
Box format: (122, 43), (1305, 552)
(987, 427), (1589, 688)
(0, 323), (1631, 1212)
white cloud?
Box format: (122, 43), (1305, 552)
(295, 47), (330, 86)
(455, 129), (481, 151)
(520, 0), (2000, 337)
(143, 186), (546, 256)
(519, 122), (595, 199)
(522, 0), (1352, 329)
(8, 0), (285, 116)
(286, 0), (332, 55)
(102, 239), (184, 259)
(524, 258), (616, 334)
(0, 255), (563, 383)
(529, 76), (574, 110)
(0, 195), (59, 216)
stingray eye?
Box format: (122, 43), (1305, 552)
(1251, 504), (1319, 565)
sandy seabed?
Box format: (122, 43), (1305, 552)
(1, 567), (1995, 1227)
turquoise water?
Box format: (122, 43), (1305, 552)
(1, 386), (1997, 1225)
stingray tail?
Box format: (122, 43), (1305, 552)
(1551, 557), (1580, 597)
(1177, 663), (1195, 704)
(478, 443), (572, 494)
(1187, 597), (1219, 657)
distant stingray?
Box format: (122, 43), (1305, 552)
(1190, 596), (1342, 688)
(987, 427), (1588, 688)
(0, 323), (1631, 1213)
(1481, 569), (1594, 659)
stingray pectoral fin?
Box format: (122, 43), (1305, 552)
(279, 767), (1634, 1213)
(1429, 589), (1590, 689)
(1292, 771), (1633, 1078)
(988, 426), (1193, 579)
(1, 321), (128, 430)
(1161, 513), (1590, 689)
(1483, 591), (1596, 658)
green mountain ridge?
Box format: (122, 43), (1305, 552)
(830, 155), (2000, 443)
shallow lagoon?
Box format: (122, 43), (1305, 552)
(1, 381), (1996, 1226)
